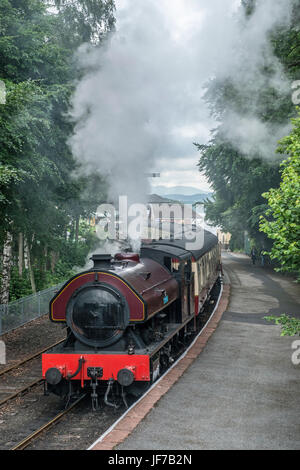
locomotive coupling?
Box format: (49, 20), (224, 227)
(87, 367), (103, 380)
(88, 367), (103, 411)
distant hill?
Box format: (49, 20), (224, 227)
(152, 185), (212, 196)
(147, 194), (178, 204)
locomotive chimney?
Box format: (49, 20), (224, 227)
(91, 254), (112, 270)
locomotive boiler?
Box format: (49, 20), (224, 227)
(42, 230), (221, 409)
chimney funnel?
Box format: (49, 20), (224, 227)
(91, 254), (111, 270)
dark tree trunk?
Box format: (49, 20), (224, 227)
(50, 251), (58, 273)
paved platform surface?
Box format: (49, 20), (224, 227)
(116, 252), (300, 450)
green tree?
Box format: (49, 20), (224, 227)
(0, 0), (115, 302)
(196, 0), (300, 251)
(260, 113), (300, 276)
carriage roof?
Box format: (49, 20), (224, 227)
(141, 228), (218, 262)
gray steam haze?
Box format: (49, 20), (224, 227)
(69, 0), (294, 204)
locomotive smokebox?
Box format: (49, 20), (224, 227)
(91, 254), (111, 270)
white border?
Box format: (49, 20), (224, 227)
(88, 280), (224, 450)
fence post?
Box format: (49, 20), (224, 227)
(38, 291), (41, 316)
(0, 306), (2, 336)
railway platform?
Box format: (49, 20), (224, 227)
(91, 252), (300, 450)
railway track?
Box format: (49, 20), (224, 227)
(0, 339), (65, 378)
(0, 378), (43, 407)
(0, 339), (65, 408)
(10, 394), (86, 451)
(2, 280), (222, 451)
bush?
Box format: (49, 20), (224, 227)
(265, 314), (300, 336)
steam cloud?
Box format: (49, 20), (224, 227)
(69, 0), (294, 204)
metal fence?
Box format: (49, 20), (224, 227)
(0, 283), (64, 336)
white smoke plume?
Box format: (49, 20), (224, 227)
(68, 0), (294, 209)
(222, 114), (292, 161)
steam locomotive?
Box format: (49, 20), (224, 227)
(42, 230), (221, 409)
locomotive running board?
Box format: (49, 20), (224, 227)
(146, 315), (195, 358)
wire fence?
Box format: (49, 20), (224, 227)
(0, 283), (64, 336)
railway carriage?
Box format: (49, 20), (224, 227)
(42, 229), (222, 409)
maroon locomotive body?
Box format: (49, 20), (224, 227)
(42, 230), (221, 409)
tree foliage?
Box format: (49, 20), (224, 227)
(0, 0), (115, 301)
(260, 112), (300, 276)
(196, 0), (300, 254)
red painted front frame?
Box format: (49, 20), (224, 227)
(42, 353), (150, 385)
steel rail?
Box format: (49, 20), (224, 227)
(11, 394), (86, 451)
(0, 338), (65, 378)
(0, 378), (43, 407)
(9, 280), (222, 451)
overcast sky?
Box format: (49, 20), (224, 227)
(70, 0), (291, 201)
(114, 0), (240, 192)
